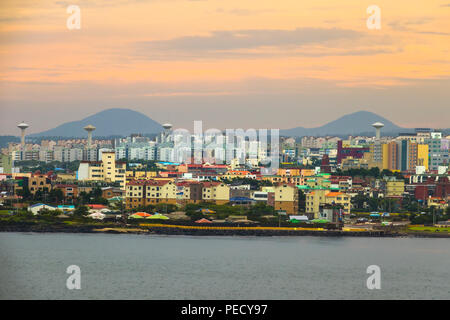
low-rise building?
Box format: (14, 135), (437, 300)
(54, 184), (78, 199)
(28, 174), (52, 195)
(306, 190), (351, 218)
(125, 179), (177, 209)
(383, 177), (405, 197)
(273, 183), (298, 215)
(28, 203), (57, 215)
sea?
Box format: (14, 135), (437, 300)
(0, 232), (449, 299)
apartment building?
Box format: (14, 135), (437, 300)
(273, 183), (298, 215)
(201, 181), (230, 205)
(77, 151), (126, 189)
(306, 190), (351, 218)
(125, 170), (157, 184)
(125, 180), (177, 209)
(0, 154), (13, 174)
(261, 168), (315, 185)
(383, 177), (405, 197)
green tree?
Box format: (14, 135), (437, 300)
(73, 205), (89, 217)
(48, 189), (64, 204)
(16, 186), (32, 201)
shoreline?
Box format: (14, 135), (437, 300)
(1, 223), (449, 238)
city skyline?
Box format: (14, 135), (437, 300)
(1, 0), (450, 134)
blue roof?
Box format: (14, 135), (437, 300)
(158, 161), (180, 165)
(58, 205), (75, 209)
(230, 197), (254, 202)
(29, 203), (56, 208)
(29, 203), (45, 208)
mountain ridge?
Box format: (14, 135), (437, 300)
(25, 108), (447, 138)
(280, 110), (414, 137)
(30, 108), (163, 137)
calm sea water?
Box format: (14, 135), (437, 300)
(0, 232), (449, 299)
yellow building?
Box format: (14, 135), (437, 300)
(417, 144), (429, 170)
(273, 183), (298, 215)
(277, 168), (302, 177)
(261, 186), (275, 193)
(28, 175), (52, 195)
(77, 151), (127, 189)
(427, 197), (448, 210)
(144, 180), (177, 206)
(222, 170), (254, 180)
(304, 174), (331, 189)
(201, 181), (230, 205)
(125, 179), (177, 209)
(384, 177), (405, 197)
(341, 150), (379, 170)
(306, 190), (351, 218)
(126, 180), (146, 209)
(262, 169), (315, 186)
(126, 170), (157, 184)
(55, 172), (77, 182)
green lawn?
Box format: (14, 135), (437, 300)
(0, 210), (13, 216)
(408, 226), (450, 233)
(352, 212), (412, 216)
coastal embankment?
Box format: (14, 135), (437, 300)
(1, 221), (449, 237)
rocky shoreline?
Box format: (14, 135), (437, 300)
(1, 223), (449, 238)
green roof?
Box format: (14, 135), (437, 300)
(311, 219), (330, 223)
(146, 214), (169, 220)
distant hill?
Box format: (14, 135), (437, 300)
(280, 111), (414, 137)
(0, 136), (20, 149)
(30, 108), (163, 137)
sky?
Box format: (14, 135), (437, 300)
(0, 0), (449, 134)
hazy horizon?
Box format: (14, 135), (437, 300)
(1, 0), (449, 134)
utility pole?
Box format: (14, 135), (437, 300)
(432, 207), (436, 226)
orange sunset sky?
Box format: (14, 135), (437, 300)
(0, 0), (449, 134)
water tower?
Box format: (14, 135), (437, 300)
(17, 122), (29, 149)
(372, 122), (384, 140)
(161, 123), (173, 143)
(83, 124), (96, 148)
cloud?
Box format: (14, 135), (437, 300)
(388, 18), (450, 36)
(215, 8), (276, 16)
(137, 28), (361, 52)
(132, 27), (397, 60)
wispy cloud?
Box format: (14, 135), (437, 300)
(132, 27), (398, 60)
(388, 17), (450, 36)
(137, 28), (361, 52)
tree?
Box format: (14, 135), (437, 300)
(17, 186), (32, 201)
(247, 203), (275, 221)
(48, 189), (64, 204)
(155, 203), (177, 213)
(91, 188), (102, 199)
(298, 189), (306, 211)
(352, 194), (370, 210)
(73, 205), (89, 217)
(34, 189), (44, 202)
